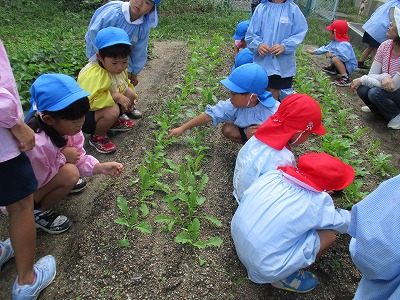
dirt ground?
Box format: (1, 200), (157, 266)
(1, 40), (400, 300)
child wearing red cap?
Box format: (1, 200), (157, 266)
(167, 63), (279, 144)
(231, 152), (355, 293)
(306, 20), (357, 87)
(233, 93), (326, 202)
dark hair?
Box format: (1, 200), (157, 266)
(394, 36), (400, 45)
(26, 97), (90, 148)
(98, 43), (131, 60)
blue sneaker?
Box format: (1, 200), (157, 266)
(12, 255), (56, 300)
(0, 238), (14, 270)
(271, 269), (318, 293)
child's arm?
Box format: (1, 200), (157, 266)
(167, 113), (212, 138)
(111, 91), (131, 111)
(93, 162), (123, 177)
(10, 119), (35, 152)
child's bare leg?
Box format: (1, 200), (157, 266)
(267, 87), (280, 101)
(34, 164), (79, 211)
(331, 57), (347, 75)
(94, 105), (120, 135)
(316, 229), (336, 259)
(221, 123), (244, 144)
(7, 195), (36, 285)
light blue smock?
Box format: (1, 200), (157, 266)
(205, 99), (279, 129)
(233, 136), (296, 202)
(362, 0), (400, 44)
(245, 0), (308, 78)
(85, 1), (151, 75)
(314, 40), (357, 74)
(231, 170), (351, 283)
(349, 175), (400, 300)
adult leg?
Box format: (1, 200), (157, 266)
(368, 88), (400, 121)
(7, 195), (36, 285)
(357, 85), (379, 112)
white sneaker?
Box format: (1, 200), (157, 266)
(361, 106), (371, 112)
(387, 114), (400, 129)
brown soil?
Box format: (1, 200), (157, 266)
(1, 41), (399, 300)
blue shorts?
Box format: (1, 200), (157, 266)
(268, 75), (293, 90)
(0, 153), (38, 206)
(362, 32), (380, 49)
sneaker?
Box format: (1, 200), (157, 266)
(0, 238), (14, 270)
(69, 178), (87, 194)
(387, 114), (400, 129)
(322, 65), (337, 75)
(361, 106), (372, 112)
(35, 210), (72, 234)
(109, 117), (135, 132)
(334, 76), (351, 87)
(12, 255), (56, 300)
(89, 134), (116, 154)
(124, 107), (142, 119)
(271, 270), (318, 293)
(356, 62), (370, 71)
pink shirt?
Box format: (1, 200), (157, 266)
(0, 41), (24, 163)
(375, 39), (400, 77)
(26, 131), (99, 188)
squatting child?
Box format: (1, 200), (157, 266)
(233, 20), (250, 57)
(306, 20), (357, 87)
(0, 40), (56, 300)
(232, 152), (355, 293)
(233, 93), (326, 201)
(167, 63), (279, 144)
(78, 26), (138, 154)
(25, 74), (123, 234)
(85, 0), (161, 86)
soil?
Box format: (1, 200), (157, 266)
(1, 41), (400, 300)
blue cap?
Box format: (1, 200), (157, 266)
(233, 20), (250, 40)
(95, 27), (131, 50)
(232, 48), (254, 71)
(25, 74), (90, 121)
(220, 63), (277, 107)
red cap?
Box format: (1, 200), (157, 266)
(326, 20), (350, 42)
(278, 152), (355, 192)
(254, 94), (326, 150)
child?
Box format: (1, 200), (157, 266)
(306, 20), (357, 87)
(231, 152), (355, 293)
(246, 0), (308, 101)
(357, 0), (400, 70)
(233, 20), (250, 56)
(231, 48), (254, 71)
(250, 0), (261, 17)
(349, 175), (400, 299)
(233, 93), (326, 202)
(167, 63), (279, 144)
(0, 41), (56, 299)
(85, 0), (161, 86)
(25, 74), (124, 234)
(78, 26), (137, 154)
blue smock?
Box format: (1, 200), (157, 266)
(349, 175), (400, 300)
(245, 0), (308, 78)
(314, 40), (357, 74)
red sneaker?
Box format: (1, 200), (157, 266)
(89, 134), (116, 154)
(109, 117), (135, 132)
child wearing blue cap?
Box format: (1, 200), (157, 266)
(167, 63), (279, 144)
(0, 41), (56, 300)
(85, 0), (161, 86)
(24, 74), (124, 234)
(232, 48), (254, 71)
(79, 26), (138, 154)
(233, 20), (250, 56)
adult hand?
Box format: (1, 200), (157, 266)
(128, 73), (139, 86)
(350, 78), (362, 91)
(10, 119), (35, 152)
(258, 44), (270, 56)
(381, 76), (395, 92)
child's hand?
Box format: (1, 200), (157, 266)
(258, 44), (270, 56)
(246, 125), (260, 139)
(167, 127), (185, 139)
(305, 49), (314, 54)
(325, 52), (333, 58)
(128, 73), (139, 86)
(61, 147), (80, 164)
(10, 119), (35, 152)
(270, 44), (285, 56)
(93, 162), (123, 177)
(116, 95), (131, 111)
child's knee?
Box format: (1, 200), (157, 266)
(221, 123), (237, 138)
(60, 164), (80, 187)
